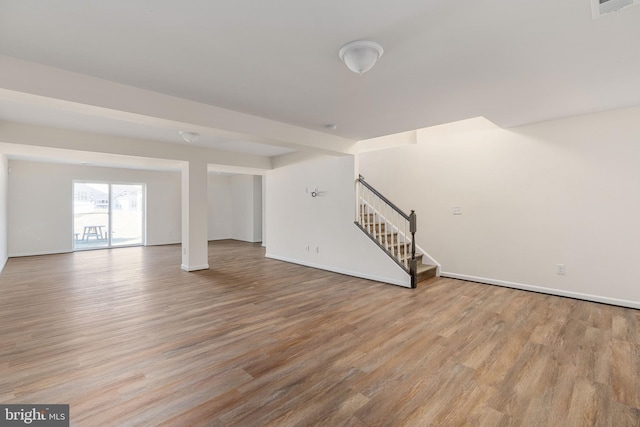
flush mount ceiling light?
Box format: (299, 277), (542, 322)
(179, 131), (199, 144)
(338, 40), (384, 74)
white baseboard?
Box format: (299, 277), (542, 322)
(9, 250), (73, 257)
(441, 272), (640, 310)
(265, 253), (411, 288)
(146, 240), (181, 246)
(207, 236), (233, 241)
(181, 264), (210, 272)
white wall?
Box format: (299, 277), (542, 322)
(207, 174), (233, 240)
(208, 174), (263, 243)
(266, 153), (410, 286)
(8, 160), (182, 256)
(7, 161), (263, 257)
(359, 107), (640, 307)
(0, 155), (8, 271)
(230, 175), (252, 242)
(230, 175), (262, 243)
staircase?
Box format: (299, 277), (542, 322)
(355, 175), (437, 288)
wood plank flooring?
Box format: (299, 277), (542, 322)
(1, 240), (639, 426)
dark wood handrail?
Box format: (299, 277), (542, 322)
(358, 175), (410, 220)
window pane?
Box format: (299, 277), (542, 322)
(111, 184), (144, 246)
(73, 183), (109, 250)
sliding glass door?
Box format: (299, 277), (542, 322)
(73, 182), (145, 250)
(111, 184), (144, 246)
(73, 183), (110, 250)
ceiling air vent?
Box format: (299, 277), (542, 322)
(591, 0), (640, 18)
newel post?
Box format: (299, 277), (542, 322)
(409, 210), (417, 288)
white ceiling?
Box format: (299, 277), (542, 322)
(1, 0), (639, 156)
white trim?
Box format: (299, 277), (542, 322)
(265, 253), (411, 288)
(181, 264), (210, 272)
(441, 272), (640, 310)
(9, 250), (73, 257)
(146, 240), (181, 246)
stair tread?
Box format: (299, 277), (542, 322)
(385, 240), (408, 245)
(417, 264), (437, 273)
(399, 253), (423, 261)
(361, 223), (385, 228)
(416, 263), (437, 286)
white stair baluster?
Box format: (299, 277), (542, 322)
(373, 196), (380, 241)
(394, 211), (399, 262)
(367, 189), (372, 236)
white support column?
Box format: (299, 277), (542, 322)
(261, 174), (267, 247)
(181, 159), (209, 271)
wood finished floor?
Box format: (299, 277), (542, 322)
(1, 240), (639, 426)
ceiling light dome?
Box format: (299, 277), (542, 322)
(179, 131), (199, 143)
(339, 40), (384, 74)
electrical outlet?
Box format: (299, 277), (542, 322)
(305, 245), (309, 251)
(556, 264), (565, 275)
(452, 207), (462, 215)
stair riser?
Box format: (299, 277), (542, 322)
(359, 215), (381, 226)
(362, 221), (410, 236)
(361, 223), (386, 233)
(380, 235), (399, 244)
(397, 254), (423, 265)
(373, 234), (406, 244)
(416, 267), (437, 282)
(361, 226), (409, 245)
(385, 244), (411, 255)
(359, 212), (376, 221)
